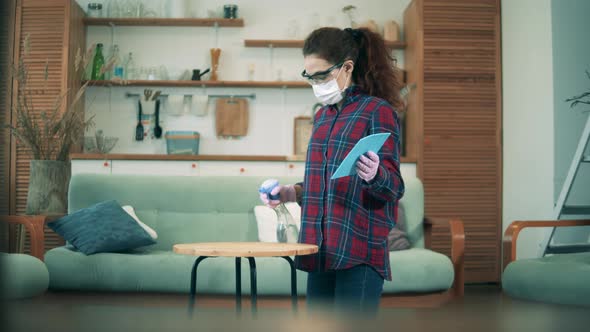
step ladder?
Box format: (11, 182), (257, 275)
(542, 114), (590, 256)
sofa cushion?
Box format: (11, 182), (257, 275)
(387, 204), (411, 251)
(48, 200), (156, 255)
(45, 246), (454, 295)
(67, 175), (305, 249)
(0, 253), (49, 300)
(384, 248), (454, 293)
(45, 246), (309, 295)
(398, 177), (424, 248)
(122, 205), (158, 240)
(502, 252), (590, 306)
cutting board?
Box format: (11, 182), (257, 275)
(215, 98), (249, 137)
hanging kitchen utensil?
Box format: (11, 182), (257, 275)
(144, 89), (152, 101)
(215, 97), (249, 138)
(154, 99), (163, 139)
(135, 100), (144, 141)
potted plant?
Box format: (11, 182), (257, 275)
(4, 35), (111, 216)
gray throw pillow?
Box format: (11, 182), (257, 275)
(387, 204), (411, 251)
(48, 200), (156, 255)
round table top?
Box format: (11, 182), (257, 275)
(173, 242), (319, 257)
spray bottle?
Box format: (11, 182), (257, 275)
(258, 179), (299, 243)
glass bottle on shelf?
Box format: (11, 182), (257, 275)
(91, 43), (105, 80)
(111, 45), (124, 79)
(124, 52), (137, 80)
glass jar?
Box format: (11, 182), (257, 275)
(107, 0), (121, 18)
(223, 4), (238, 19)
(87, 3), (104, 18)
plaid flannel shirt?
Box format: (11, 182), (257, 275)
(294, 85), (405, 281)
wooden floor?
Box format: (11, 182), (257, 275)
(3, 285), (589, 332)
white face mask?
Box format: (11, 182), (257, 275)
(311, 67), (350, 106)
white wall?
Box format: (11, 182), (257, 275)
(550, 0), (590, 244)
(76, 0), (410, 155)
(501, 0), (555, 259)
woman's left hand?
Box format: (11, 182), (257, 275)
(356, 151), (380, 182)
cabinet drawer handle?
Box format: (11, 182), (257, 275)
(192, 163), (197, 169)
(240, 168), (245, 173)
(103, 162), (109, 167)
(288, 164), (294, 169)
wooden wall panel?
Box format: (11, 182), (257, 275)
(13, 0), (85, 253)
(403, 0), (423, 162)
(0, 0), (17, 252)
(407, 0), (502, 283)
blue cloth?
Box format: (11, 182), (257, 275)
(48, 200), (156, 255)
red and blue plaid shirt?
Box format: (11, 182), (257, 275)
(295, 85), (405, 281)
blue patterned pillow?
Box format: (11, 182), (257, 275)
(48, 200), (156, 255)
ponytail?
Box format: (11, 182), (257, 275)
(352, 28), (403, 110)
(303, 27), (403, 110)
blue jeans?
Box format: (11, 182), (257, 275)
(306, 264), (384, 316)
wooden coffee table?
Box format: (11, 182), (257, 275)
(173, 242), (318, 314)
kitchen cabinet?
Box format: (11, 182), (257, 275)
(111, 160), (199, 176)
(198, 161), (287, 177)
(71, 158), (417, 179)
(71, 160), (112, 175)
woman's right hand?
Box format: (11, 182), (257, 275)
(259, 183), (296, 209)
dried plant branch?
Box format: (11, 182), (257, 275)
(565, 70), (590, 113)
(3, 36), (97, 161)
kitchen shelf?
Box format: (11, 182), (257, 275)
(71, 153), (417, 163)
(244, 39), (407, 49)
(84, 80), (310, 88)
(83, 17), (244, 27)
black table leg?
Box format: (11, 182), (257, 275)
(247, 257), (257, 314)
(235, 257), (242, 314)
(281, 256), (298, 312)
(189, 256), (209, 314)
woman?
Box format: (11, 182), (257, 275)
(259, 27), (405, 315)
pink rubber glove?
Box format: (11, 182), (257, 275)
(356, 151), (380, 182)
(259, 184), (296, 209)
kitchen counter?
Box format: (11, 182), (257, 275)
(70, 153), (306, 162)
(70, 154), (416, 163)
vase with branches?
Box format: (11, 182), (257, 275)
(3, 34), (113, 217)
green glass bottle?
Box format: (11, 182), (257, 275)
(91, 43), (105, 80)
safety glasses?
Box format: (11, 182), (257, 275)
(301, 62), (343, 84)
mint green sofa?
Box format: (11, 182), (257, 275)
(502, 220), (590, 306)
(44, 174), (464, 305)
(0, 253), (49, 300)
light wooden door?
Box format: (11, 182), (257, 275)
(11, 0), (86, 253)
(405, 0), (502, 283)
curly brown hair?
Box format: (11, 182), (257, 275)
(303, 27), (403, 110)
